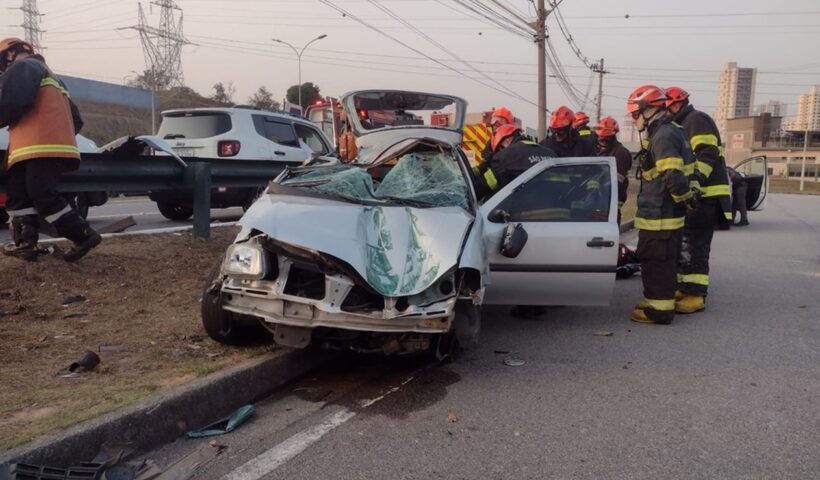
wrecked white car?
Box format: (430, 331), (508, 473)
(201, 90), (620, 357)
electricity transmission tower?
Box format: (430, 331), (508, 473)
(15, 0), (44, 50)
(125, 1), (193, 89)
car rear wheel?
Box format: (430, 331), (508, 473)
(201, 260), (270, 345)
(157, 201), (194, 221)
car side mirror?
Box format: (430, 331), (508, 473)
(488, 208), (510, 223)
(500, 222), (528, 258)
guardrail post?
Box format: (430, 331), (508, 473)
(193, 162), (211, 240)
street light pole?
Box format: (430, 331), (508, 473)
(800, 124), (809, 192)
(273, 34), (328, 112)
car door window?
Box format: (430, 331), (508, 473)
(253, 115), (299, 147)
(294, 124), (330, 154)
(494, 164), (611, 222)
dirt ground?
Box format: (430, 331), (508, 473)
(0, 227), (273, 451)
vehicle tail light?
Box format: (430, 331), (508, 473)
(218, 140), (241, 157)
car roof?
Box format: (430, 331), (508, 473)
(160, 107), (314, 125)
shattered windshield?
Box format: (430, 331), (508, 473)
(281, 152), (469, 209)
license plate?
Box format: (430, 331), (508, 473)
(174, 148), (196, 157)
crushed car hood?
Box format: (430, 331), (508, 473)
(240, 194), (474, 297)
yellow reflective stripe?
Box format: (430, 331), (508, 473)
(690, 180), (702, 191)
(618, 201), (625, 207)
(587, 180), (600, 189)
(724, 211), (733, 220)
(578, 130), (591, 136)
(678, 273), (709, 286)
(683, 163), (695, 175)
(690, 133), (719, 150)
(40, 77), (70, 97)
(671, 190), (693, 203)
(643, 297), (676, 311)
(522, 140), (539, 146)
(655, 157), (684, 172)
(696, 161), (713, 178)
(701, 184), (731, 197)
(640, 139), (649, 149)
(635, 216), (685, 231)
(484, 169), (498, 191)
(570, 200), (585, 209)
(642, 168), (658, 181)
(8, 144), (80, 162)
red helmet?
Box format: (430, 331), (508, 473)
(491, 124), (519, 152)
(550, 106), (574, 129)
(0, 37), (33, 55)
(627, 85), (667, 114)
(573, 111), (590, 129)
(665, 86), (690, 107)
(595, 116), (619, 137)
(491, 106), (514, 126)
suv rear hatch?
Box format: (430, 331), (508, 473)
(157, 110), (233, 157)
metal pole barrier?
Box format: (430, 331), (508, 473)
(193, 162), (212, 239)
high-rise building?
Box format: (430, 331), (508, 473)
(714, 62), (757, 140)
(783, 85), (820, 132)
(756, 100), (785, 117)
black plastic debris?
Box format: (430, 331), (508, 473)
(10, 461), (104, 480)
(68, 351), (100, 373)
(61, 296), (87, 307)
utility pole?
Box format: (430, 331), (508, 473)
(800, 125), (809, 192)
(535, 0), (547, 142)
(592, 58), (609, 122)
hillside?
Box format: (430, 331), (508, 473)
(75, 87), (229, 146)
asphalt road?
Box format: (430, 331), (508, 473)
(97, 194), (820, 478)
(0, 196), (243, 243)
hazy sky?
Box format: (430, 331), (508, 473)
(2, 0), (819, 128)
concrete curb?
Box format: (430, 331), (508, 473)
(0, 348), (330, 468)
(619, 218), (635, 234)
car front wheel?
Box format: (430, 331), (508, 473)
(201, 259), (270, 346)
(157, 201), (194, 221)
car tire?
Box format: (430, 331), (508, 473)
(157, 201), (194, 221)
(201, 260), (269, 346)
(0, 208), (8, 225)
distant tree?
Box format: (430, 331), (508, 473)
(286, 82), (321, 108)
(248, 86), (281, 111)
(126, 69), (173, 90)
(211, 81), (236, 105)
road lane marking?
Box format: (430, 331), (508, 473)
(224, 372), (417, 480)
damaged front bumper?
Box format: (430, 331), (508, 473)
(221, 272), (456, 334)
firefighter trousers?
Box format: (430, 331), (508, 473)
(637, 228), (683, 324)
(678, 200), (718, 297)
(5, 158), (72, 222)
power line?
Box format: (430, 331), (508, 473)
(317, 0), (538, 106)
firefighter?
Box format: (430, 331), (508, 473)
(480, 106), (515, 168)
(666, 86), (732, 313)
(594, 116), (632, 225)
(627, 85), (696, 325)
(476, 124), (555, 200)
(541, 106), (596, 157)
(0, 38), (101, 262)
(574, 111), (597, 153)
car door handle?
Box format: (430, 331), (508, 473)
(274, 151), (286, 156)
(587, 237), (615, 248)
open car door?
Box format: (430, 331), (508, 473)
(480, 157), (619, 306)
(733, 155), (768, 210)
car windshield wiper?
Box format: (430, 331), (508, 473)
(164, 134), (186, 140)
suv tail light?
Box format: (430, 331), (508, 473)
(218, 140), (241, 157)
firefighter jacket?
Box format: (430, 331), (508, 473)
(635, 118), (694, 231)
(540, 128), (596, 158)
(476, 137), (556, 199)
(0, 55), (83, 171)
(600, 139), (632, 206)
(577, 125), (598, 148)
(672, 104), (732, 221)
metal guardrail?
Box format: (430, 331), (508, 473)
(0, 150), (290, 239)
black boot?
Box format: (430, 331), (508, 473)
(53, 211), (102, 262)
(3, 215), (39, 262)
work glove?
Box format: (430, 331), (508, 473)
(685, 187), (702, 212)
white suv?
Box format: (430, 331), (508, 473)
(150, 107), (335, 220)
